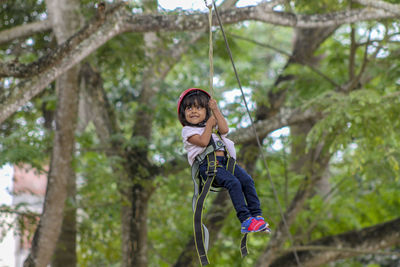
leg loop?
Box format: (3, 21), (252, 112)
(193, 153), (217, 265)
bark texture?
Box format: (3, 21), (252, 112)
(122, 14), (161, 265)
(271, 217), (400, 267)
(0, 20), (51, 45)
(355, 0), (400, 15)
(52, 170), (77, 267)
(23, 64), (80, 267)
(23, 0), (82, 266)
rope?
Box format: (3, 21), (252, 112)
(209, 1), (302, 266)
(206, 2), (214, 98)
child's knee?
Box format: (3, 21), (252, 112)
(242, 175), (255, 187)
(224, 177), (241, 190)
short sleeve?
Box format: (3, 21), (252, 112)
(182, 126), (203, 142)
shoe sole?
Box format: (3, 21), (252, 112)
(241, 223), (270, 234)
(260, 226), (271, 234)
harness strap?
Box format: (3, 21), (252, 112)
(191, 138), (246, 266)
(193, 153), (217, 266)
(226, 156), (236, 174)
(240, 233), (249, 257)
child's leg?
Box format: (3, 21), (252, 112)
(199, 164), (251, 223)
(233, 164), (263, 217)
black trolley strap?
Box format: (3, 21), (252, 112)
(192, 152), (217, 266)
(240, 233), (249, 257)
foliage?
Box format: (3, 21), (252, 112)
(1, 0), (400, 266)
(76, 146), (122, 265)
(0, 110), (50, 170)
(293, 0), (346, 14)
(306, 89), (400, 152)
(147, 169), (194, 266)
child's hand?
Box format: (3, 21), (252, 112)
(207, 115), (217, 127)
(208, 98), (218, 112)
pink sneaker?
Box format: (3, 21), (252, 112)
(241, 217), (267, 233)
(255, 216), (271, 233)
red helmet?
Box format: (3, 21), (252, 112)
(177, 88), (211, 126)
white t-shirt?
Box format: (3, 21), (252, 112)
(182, 126), (236, 166)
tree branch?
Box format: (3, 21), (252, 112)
(229, 32), (340, 87)
(77, 63), (119, 144)
(0, 20), (52, 45)
(0, 3), (113, 79)
(1, 4), (395, 78)
(341, 28), (372, 92)
(155, 107), (319, 177)
(228, 33), (291, 56)
(355, 0), (400, 15)
(0, 4), (126, 125)
(270, 217), (400, 267)
(287, 245), (400, 257)
(122, 6), (396, 32)
(228, 108), (320, 144)
(0, 3), (396, 125)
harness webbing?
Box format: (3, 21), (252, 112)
(193, 152), (217, 266)
(191, 134), (247, 266)
(240, 233), (248, 257)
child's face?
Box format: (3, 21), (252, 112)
(184, 102), (207, 125)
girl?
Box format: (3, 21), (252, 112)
(178, 88), (270, 233)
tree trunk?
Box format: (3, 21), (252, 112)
(23, 1), (82, 266)
(123, 1), (161, 262)
(130, 183), (152, 267)
(47, 0), (82, 265)
(77, 63), (133, 267)
(125, 57), (159, 267)
(52, 170), (77, 267)
(23, 64), (80, 267)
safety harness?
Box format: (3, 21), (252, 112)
(191, 133), (248, 266)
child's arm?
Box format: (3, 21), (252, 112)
(187, 116), (217, 147)
(209, 98), (229, 135)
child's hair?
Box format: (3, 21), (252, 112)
(178, 90), (211, 127)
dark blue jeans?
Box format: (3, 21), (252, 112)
(199, 156), (262, 223)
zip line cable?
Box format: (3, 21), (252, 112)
(205, 0), (302, 265)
